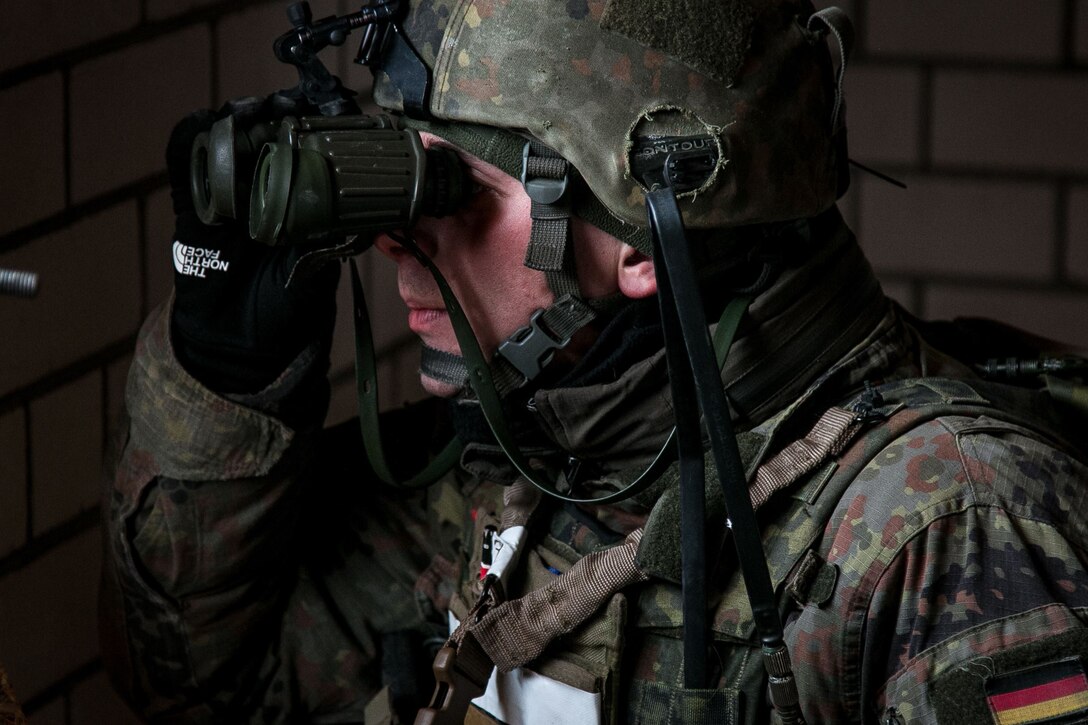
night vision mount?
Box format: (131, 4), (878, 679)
(189, 1), (465, 247)
(273, 0), (431, 118)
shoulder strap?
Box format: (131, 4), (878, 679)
(702, 375), (1082, 641)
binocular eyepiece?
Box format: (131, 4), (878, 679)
(190, 114), (471, 245)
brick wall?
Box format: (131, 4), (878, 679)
(827, 0), (1088, 346)
(0, 1), (1085, 721)
(0, 2), (419, 721)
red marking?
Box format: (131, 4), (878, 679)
(989, 674), (1088, 712)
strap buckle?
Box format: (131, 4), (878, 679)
(417, 579), (499, 725)
(521, 141), (569, 204)
(415, 643), (490, 725)
(496, 309), (570, 383)
(850, 380), (887, 424)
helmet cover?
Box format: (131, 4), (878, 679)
(373, 0), (844, 230)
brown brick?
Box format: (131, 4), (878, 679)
(217, 4), (312, 103)
(31, 373), (103, 535)
(0, 75), (65, 237)
(0, 204), (141, 396)
(845, 65), (921, 166)
(0, 526), (102, 699)
(70, 27), (211, 203)
(866, 1), (1063, 62)
(1066, 186), (1088, 284)
(145, 186), (177, 309)
(146, 0), (229, 21)
(70, 670), (142, 725)
(933, 71), (1088, 173)
(0, 0), (139, 70)
(923, 286), (1088, 349)
(856, 175), (1054, 279)
(0, 410), (27, 557)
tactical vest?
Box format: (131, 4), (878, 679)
(628, 376), (1085, 725)
(440, 376), (1085, 725)
(426, 372), (1088, 722)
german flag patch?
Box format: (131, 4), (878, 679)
(986, 658), (1088, 725)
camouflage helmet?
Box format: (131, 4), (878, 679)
(372, 0), (848, 234)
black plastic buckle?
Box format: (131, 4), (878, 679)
(521, 141), (569, 204)
(496, 309), (569, 382)
(851, 381), (887, 424)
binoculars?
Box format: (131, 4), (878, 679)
(190, 114), (471, 245)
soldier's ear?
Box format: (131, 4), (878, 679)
(617, 244), (656, 299)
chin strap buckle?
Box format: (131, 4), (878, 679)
(496, 308), (570, 383)
(521, 140), (570, 204)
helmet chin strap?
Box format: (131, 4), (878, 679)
(354, 226), (750, 504)
(417, 289), (598, 397)
(420, 139), (601, 395)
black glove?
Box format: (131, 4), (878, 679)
(166, 95), (340, 394)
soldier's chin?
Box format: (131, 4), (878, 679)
(420, 372), (463, 398)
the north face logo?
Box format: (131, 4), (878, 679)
(173, 241), (230, 278)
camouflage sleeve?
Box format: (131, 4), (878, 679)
(99, 300), (450, 722)
(787, 415), (1088, 724)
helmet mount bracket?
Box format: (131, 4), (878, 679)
(271, 1), (433, 119)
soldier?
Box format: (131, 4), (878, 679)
(101, 1), (1088, 723)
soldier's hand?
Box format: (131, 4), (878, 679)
(166, 96), (340, 393)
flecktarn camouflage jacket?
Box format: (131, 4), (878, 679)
(101, 291), (1088, 724)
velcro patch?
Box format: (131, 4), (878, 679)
(986, 659), (1088, 725)
(600, 0), (756, 85)
(931, 630), (1088, 725)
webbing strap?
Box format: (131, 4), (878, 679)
(416, 634), (492, 725)
(465, 529), (648, 673)
(494, 293), (596, 386)
(437, 400), (870, 685)
(420, 345), (470, 388)
(523, 140), (585, 303)
(749, 406), (859, 510)
(350, 260), (462, 488)
(540, 293), (595, 341)
(419, 344), (523, 396)
(421, 295), (595, 393)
